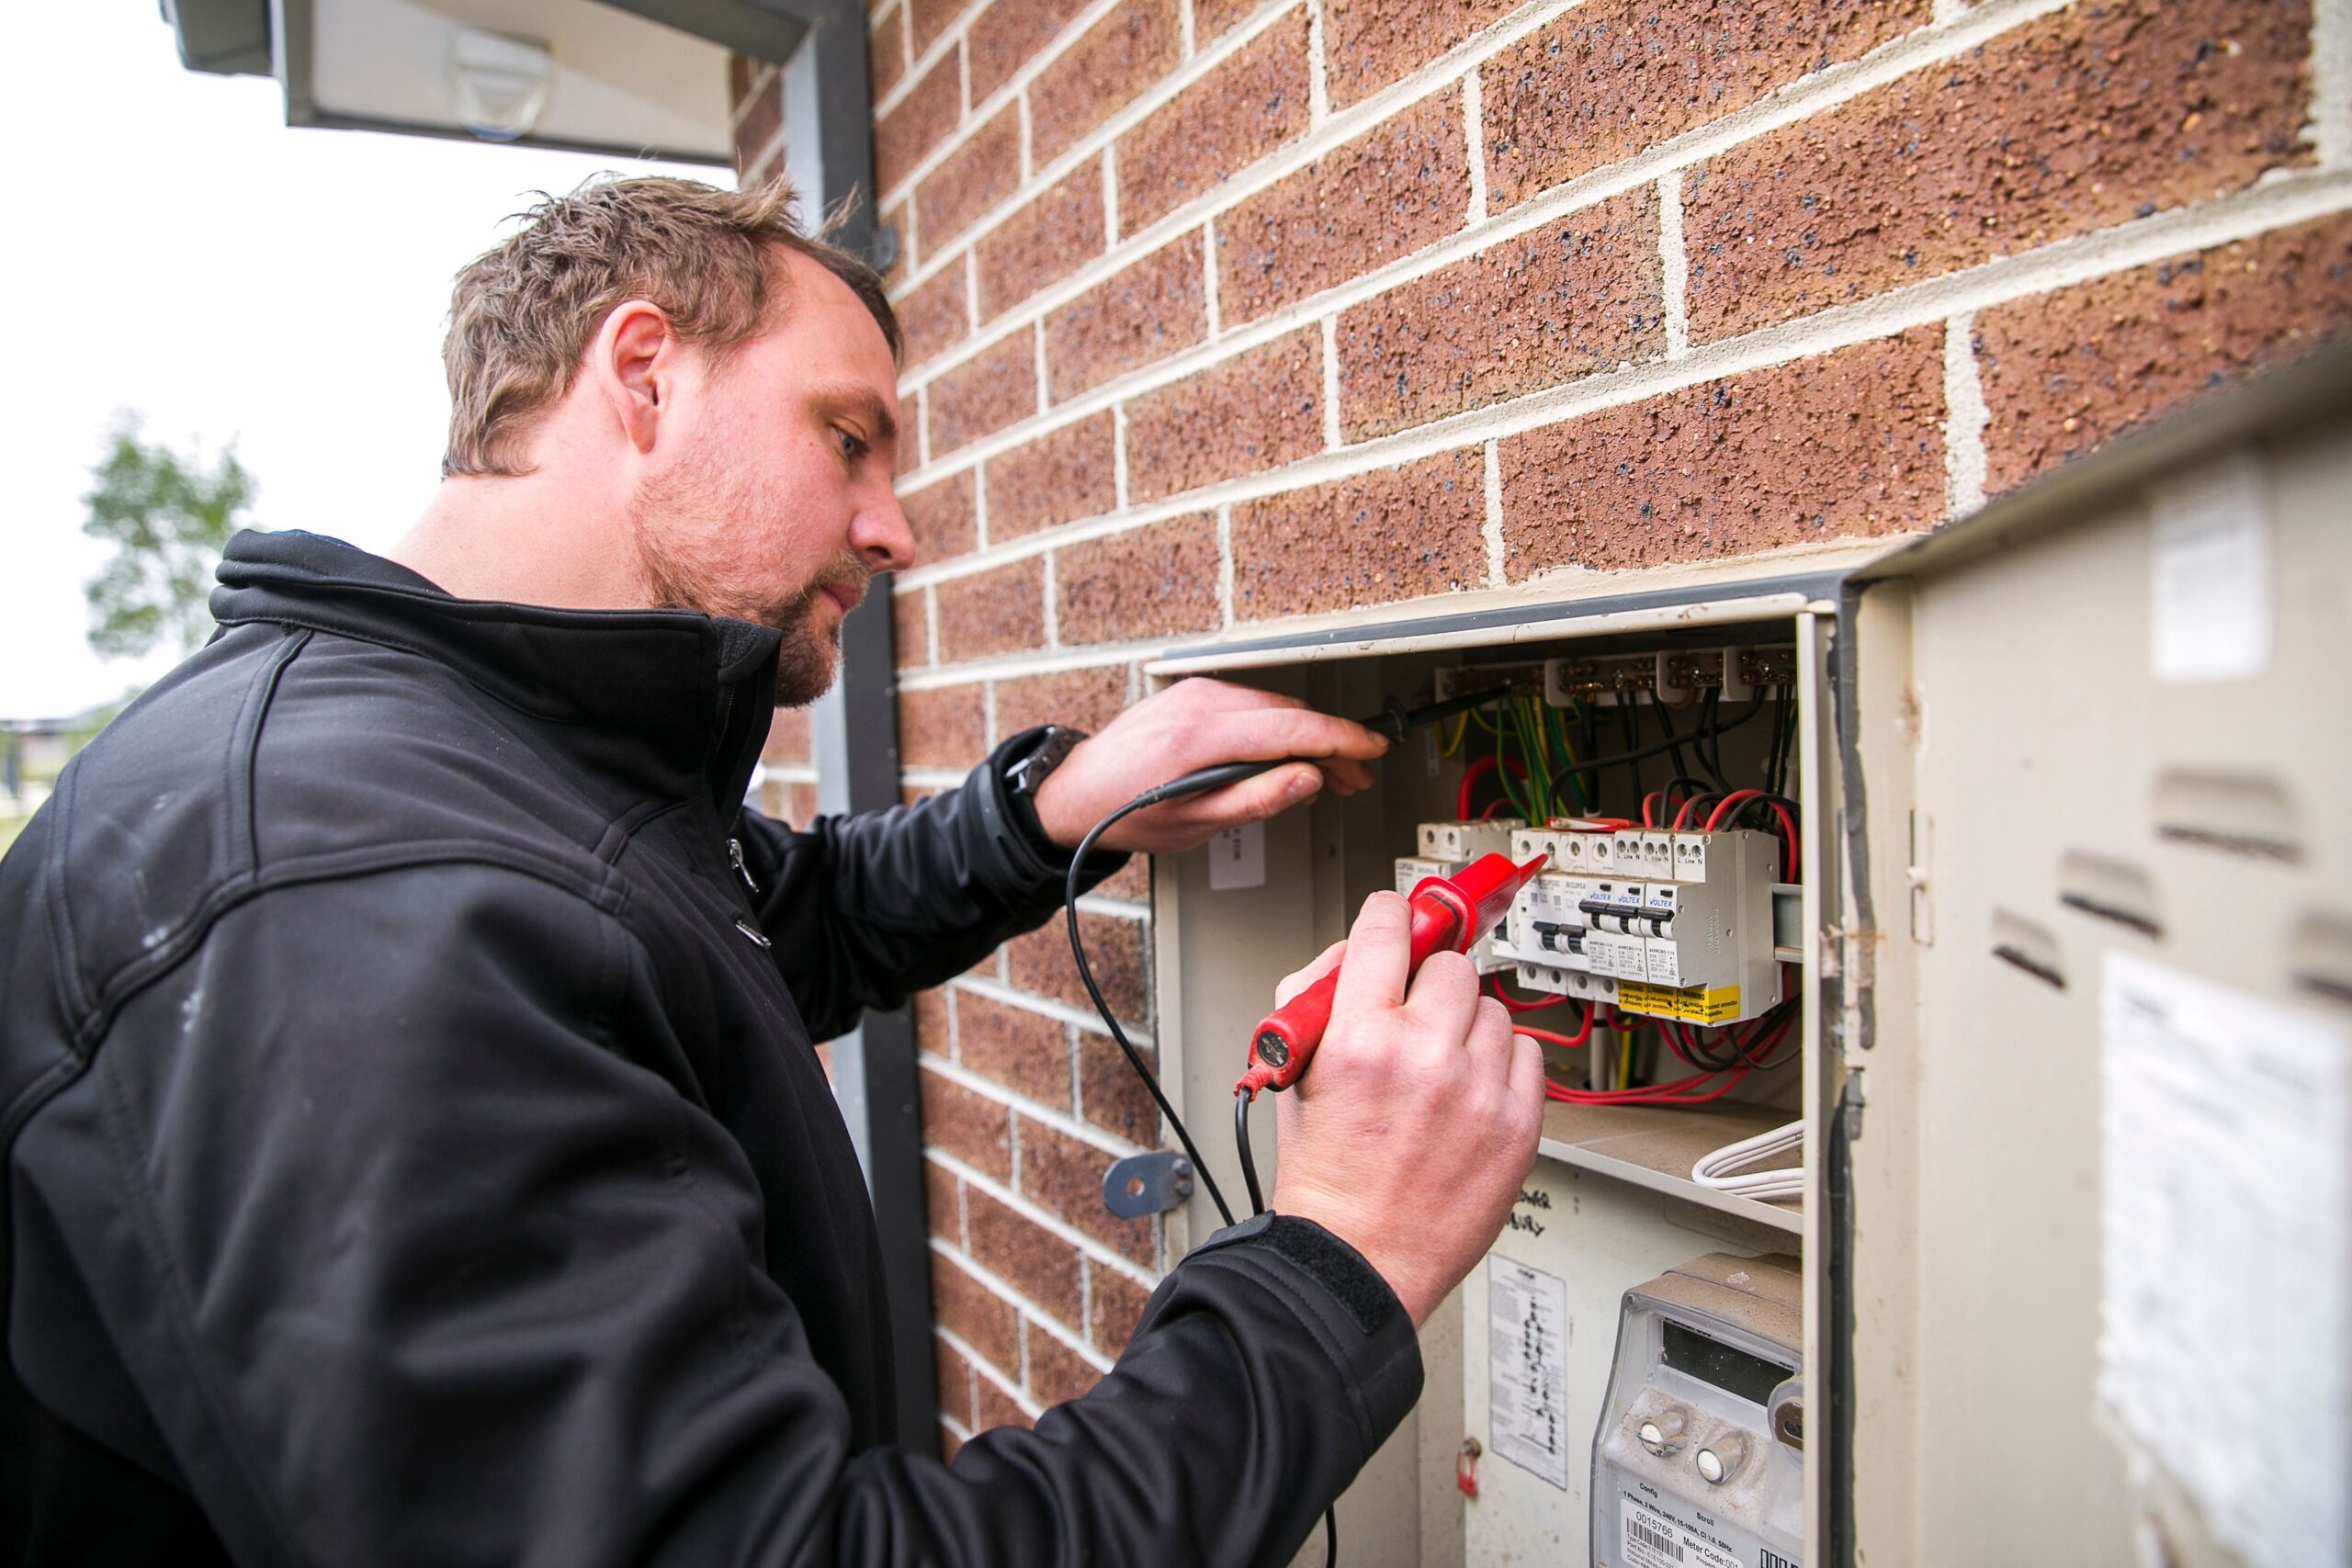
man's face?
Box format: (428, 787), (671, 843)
(630, 248), (914, 706)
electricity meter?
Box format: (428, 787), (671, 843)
(1591, 1253), (1804, 1568)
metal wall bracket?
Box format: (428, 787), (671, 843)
(1102, 1151), (1193, 1218)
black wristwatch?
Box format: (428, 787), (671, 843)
(1003, 725), (1089, 845)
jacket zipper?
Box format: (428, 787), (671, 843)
(728, 837), (760, 895)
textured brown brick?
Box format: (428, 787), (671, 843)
(1008, 909), (1146, 1020)
(1055, 514), (1223, 643)
(876, 54), (960, 195)
(899, 683), (987, 767)
(925, 1155), (962, 1241)
(921, 1066), (1013, 1178)
(987, 414), (1119, 538)
(1978, 214), (2352, 494)
(1118, 12), (1311, 232)
(893, 587), (932, 669)
(1219, 89), (1469, 326)
(995, 664), (1130, 737)
(1501, 327), (1945, 577)
(1125, 329), (1323, 502)
(978, 160), (1109, 322)
(881, 195), (913, 285)
(1030, 0), (1182, 166)
(733, 74), (783, 175)
(1018, 1120), (1155, 1263)
(871, 8), (908, 102)
(917, 105), (1024, 251)
(934, 1334), (976, 1427)
(1024, 1324), (1104, 1404)
(915, 987), (954, 1063)
(969, 0), (1093, 102)
(1193, 0), (1261, 45)
(1481, 0), (1924, 212)
(1230, 447), (1487, 620)
(935, 558), (1046, 662)
(930, 333), (1040, 457)
(967, 1186), (1085, 1319)
(939, 1421), (964, 1460)
(1090, 1266), (1151, 1354)
(760, 705), (812, 765)
(1046, 233), (1208, 400)
(933, 1249), (1021, 1368)
(899, 262), (971, 370)
(1338, 189), (1663, 440)
(1094, 858), (1149, 903)
(786, 782), (820, 828)
(908, 0), (969, 58)
(729, 52), (759, 107)
(1684, 0), (2314, 343)
(956, 991), (1072, 1108)
(901, 470), (978, 566)
(973, 1367), (1035, 1429)
(1328, 0), (1514, 109)
(1077, 1032), (1159, 1144)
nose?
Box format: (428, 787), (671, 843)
(854, 487), (918, 574)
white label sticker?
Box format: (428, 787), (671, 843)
(1206, 821), (1265, 891)
(2099, 952), (2350, 1568)
(1487, 1258), (1569, 1488)
(1619, 1492), (1745, 1568)
(2148, 452), (2272, 682)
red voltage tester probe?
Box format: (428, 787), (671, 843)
(1236, 852), (1548, 1098)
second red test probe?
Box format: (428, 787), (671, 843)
(1237, 852), (1549, 1098)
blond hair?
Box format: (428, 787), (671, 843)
(441, 175), (899, 477)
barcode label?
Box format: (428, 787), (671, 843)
(1629, 1517), (1684, 1560)
(1619, 1493), (1749, 1568)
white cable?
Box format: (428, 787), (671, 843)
(1690, 1119), (1805, 1201)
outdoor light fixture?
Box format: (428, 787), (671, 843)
(447, 28), (551, 143)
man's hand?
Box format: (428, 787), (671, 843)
(1265, 894), (1546, 1328)
(1031, 677), (1391, 854)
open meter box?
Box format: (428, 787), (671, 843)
(1143, 348), (2352, 1566)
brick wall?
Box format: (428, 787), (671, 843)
(743, 0), (2352, 1458)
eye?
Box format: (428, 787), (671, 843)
(834, 426), (867, 460)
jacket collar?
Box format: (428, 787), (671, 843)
(210, 529), (784, 818)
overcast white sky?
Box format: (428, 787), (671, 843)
(2, 6), (725, 718)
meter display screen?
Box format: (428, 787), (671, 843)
(1659, 1320), (1791, 1408)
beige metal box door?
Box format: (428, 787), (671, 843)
(1838, 350), (2352, 1568)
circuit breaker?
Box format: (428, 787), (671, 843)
(1497, 826), (1781, 1023)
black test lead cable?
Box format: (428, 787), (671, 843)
(1057, 683), (1508, 1568)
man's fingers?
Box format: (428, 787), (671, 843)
(1179, 706), (1392, 766)
(1505, 1029), (1548, 1123)
(1274, 941), (1348, 1007)
(1331, 892), (1413, 1015)
(1403, 949), (1483, 1045)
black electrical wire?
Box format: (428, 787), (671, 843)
(1544, 694), (1770, 803)
(1235, 1092), (1266, 1219)
(1649, 690), (1696, 784)
(1615, 694), (1643, 803)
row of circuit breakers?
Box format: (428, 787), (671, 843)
(1396, 819), (1784, 1023)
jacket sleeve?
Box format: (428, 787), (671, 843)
(739, 728), (1127, 1041)
(18, 862), (1419, 1568)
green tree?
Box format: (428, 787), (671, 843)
(82, 417), (255, 659)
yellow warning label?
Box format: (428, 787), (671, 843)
(1616, 983), (1742, 1023)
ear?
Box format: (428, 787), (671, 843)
(589, 299), (676, 456)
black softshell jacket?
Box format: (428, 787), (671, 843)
(0, 530), (1422, 1566)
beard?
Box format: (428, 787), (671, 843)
(631, 486), (870, 708)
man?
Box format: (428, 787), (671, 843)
(0, 177), (1543, 1565)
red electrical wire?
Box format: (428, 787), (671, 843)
(1455, 754), (1529, 819)
(1487, 976), (1560, 1012)
(1478, 799), (1513, 821)
(1702, 791), (1799, 878)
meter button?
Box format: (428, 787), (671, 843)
(1635, 1409), (1686, 1454)
(1694, 1448), (1726, 1483)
